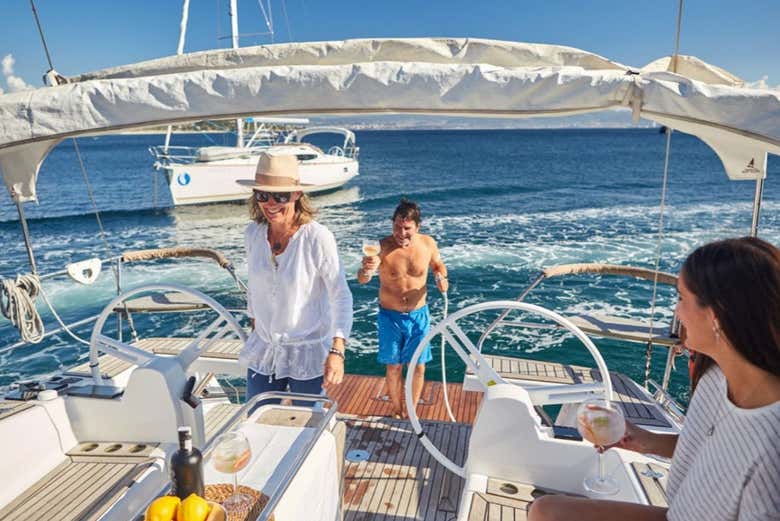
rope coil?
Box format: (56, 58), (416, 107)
(1, 274), (44, 343)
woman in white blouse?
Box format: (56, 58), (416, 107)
(236, 151), (353, 406)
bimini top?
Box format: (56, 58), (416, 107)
(1, 37), (779, 202)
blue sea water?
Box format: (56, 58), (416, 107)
(1, 128), (778, 405)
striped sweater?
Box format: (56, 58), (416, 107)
(667, 365), (780, 520)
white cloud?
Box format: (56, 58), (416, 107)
(744, 75), (780, 91)
(1, 54), (13, 75)
(6, 76), (31, 91)
(1, 54), (33, 92)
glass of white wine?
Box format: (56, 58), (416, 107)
(212, 431), (253, 512)
(576, 398), (626, 495)
(362, 239), (381, 275)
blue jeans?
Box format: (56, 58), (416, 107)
(246, 369), (324, 412)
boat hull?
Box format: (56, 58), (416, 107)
(164, 156), (358, 205)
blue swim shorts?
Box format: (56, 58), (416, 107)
(377, 305), (433, 365)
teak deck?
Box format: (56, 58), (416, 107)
(340, 416), (472, 521)
(329, 374), (481, 424)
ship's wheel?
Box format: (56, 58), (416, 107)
(404, 300), (614, 477)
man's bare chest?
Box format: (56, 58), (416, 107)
(383, 249), (430, 279)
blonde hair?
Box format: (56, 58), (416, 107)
(248, 192), (317, 226)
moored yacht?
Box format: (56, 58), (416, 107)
(149, 122), (359, 206)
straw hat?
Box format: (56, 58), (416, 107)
(236, 151), (317, 192)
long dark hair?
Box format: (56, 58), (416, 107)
(681, 237), (780, 378)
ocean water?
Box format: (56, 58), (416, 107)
(1, 128), (778, 405)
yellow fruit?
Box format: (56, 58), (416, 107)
(177, 493), (212, 521)
(145, 495), (180, 521)
(206, 503), (226, 521)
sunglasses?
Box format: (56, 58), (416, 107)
(254, 191), (292, 204)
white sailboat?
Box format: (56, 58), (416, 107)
(0, 37), (778, 521)
(150, 120), (359, 205)
(147, 1), (359, 206)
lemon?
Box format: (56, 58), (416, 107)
(145, 495), (180, 521)
(177, 493), (212, 521)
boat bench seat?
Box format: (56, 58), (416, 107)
(0, 401), (165, 521)
(65, 337), (243, 379)
(467, 478), (567, 520)
(474, 354), (673, 428)
(568, 313), (677, 346)
(631, 461), (670, 507)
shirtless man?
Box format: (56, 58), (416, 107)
(358, 198), (448, 419)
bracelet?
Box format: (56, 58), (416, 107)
(435, 274), (447, 281)
(328, 348), (345, 360)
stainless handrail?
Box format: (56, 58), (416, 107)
(647, 379), (685, 426)
(36, 255), (123, 282)
(1, 248), (248, 354)
(201, 391), (338, 521)
(0, 313), (101, 355)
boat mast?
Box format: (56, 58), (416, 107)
(163, 0), (191, 153)
(229, 0), (244, 148)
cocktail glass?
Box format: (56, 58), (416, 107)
(576, 398), (626, 495)
(212, 431), (253, 512)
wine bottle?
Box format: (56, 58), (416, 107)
(171, 426), (204, 499)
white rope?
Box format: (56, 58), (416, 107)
(1, 273), (92, 347)
(645, 0), (684, 388)
(37, 287), (91, 346)
(1, 275), (44, 343)
(438, 291), (457, 422)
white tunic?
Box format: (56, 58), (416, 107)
(240, 221), (353, 380)
(667, 365), (780, 521)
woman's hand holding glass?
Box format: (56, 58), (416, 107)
(576, 399), (626, 496)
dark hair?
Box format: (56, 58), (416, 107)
(392, 197), (421, 225)
(681, 237), (780, 377)
(689, 352), (714, 394)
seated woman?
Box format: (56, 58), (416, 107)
(529, 237), (780, 521)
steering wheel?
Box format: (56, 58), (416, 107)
(404, 300), (615, 477)
(327, 146), (344, 156)
(88, 283), (247, 384)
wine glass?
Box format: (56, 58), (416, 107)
(212, 431), (253, 511)
(576, 398), (626, 495)
(362, 239), (381, 275)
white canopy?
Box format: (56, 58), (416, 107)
(1, 38), (779, 202)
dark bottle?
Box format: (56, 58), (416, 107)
(170, 426), (204, 499)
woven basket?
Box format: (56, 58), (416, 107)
(204, 484), (272, 521)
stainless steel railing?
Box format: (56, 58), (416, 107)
(201, 391), (339, 521)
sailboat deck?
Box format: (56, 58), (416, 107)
(0, 455), (155, 521)
(330, 374), (481, 424)
(65, 337), (243, 378)
(340, 416), (471, 521)
(479, 354), (672, 428)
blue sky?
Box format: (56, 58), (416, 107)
(1, 0), (778, 93)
